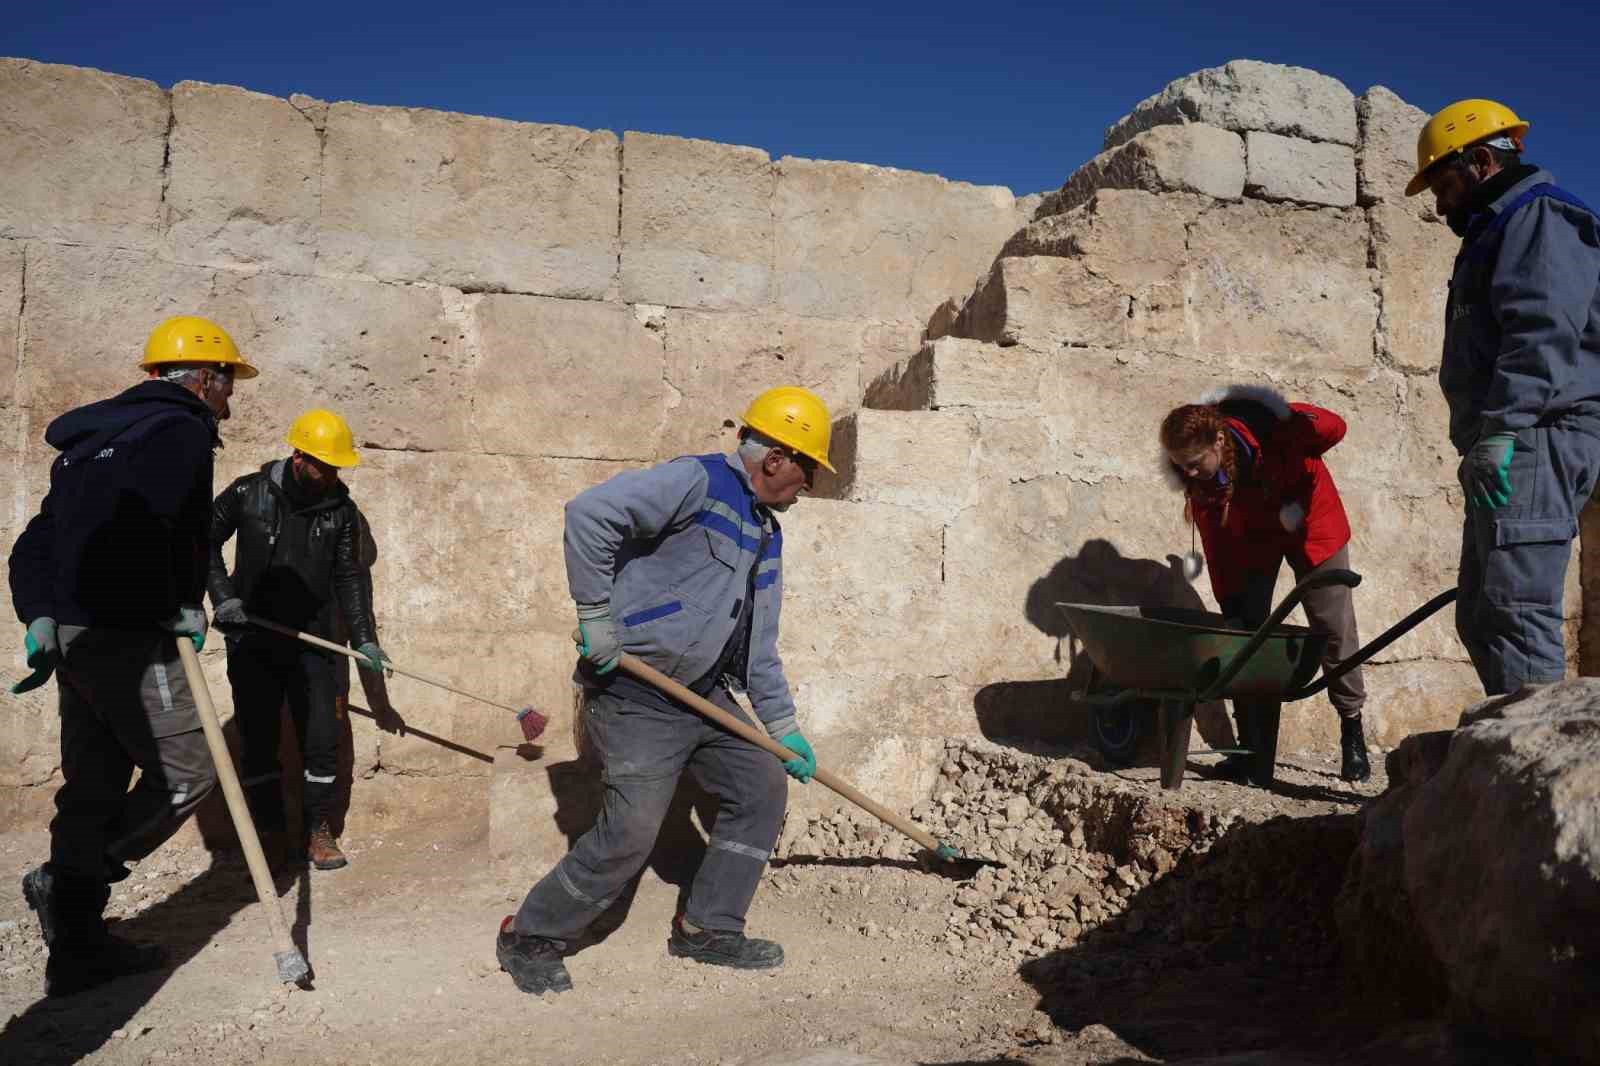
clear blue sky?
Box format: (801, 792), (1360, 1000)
(6, 1), (1596, 201)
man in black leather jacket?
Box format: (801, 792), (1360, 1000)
(208, 408), (387, 871)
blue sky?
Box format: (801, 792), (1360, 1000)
(6, 1), (1596, 201)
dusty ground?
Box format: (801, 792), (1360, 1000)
(0, 746), (1493, 1066)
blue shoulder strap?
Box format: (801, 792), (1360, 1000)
(1465, 183), (1596, 256)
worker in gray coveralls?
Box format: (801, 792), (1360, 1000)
(494, 386), (832, 996)
(1407, 98), (1600, 695)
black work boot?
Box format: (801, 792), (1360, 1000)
(1340, 714), (1371, 783)
(667, 914), (784, 970)
(46, 933), (168, 997)
(496, 916), (573, 994)
(1211, 708), (1254, 782)
(21, 865), (57, 946)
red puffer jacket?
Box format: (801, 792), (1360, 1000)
(1164, 385), (1352, 604)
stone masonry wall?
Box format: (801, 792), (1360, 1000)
(2, 58), (1583, 859)
(0, 57), (1031, 837)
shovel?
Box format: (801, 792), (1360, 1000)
(173, 638), (310, 985)
(589, 638), (1002, 875)
(247, 614), (548, 743)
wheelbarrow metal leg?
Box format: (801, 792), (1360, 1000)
(1157, 698), (1193, 790)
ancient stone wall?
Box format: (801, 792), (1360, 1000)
(1, 58), (1579, 852)
(0, 57), (1031, 836)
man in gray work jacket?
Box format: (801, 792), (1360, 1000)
(496, 386), (833, 995)
(1407, 98), (1600, 695)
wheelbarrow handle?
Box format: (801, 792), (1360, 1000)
(1196, 568), (1362, 702)
(1284, 586), (1458, 701)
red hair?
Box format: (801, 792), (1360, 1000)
(1160, 404), (1238, 525)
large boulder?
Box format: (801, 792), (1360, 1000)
(1337, 681), (1600, 1062)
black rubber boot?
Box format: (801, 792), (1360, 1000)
(667, 915), (784, 970)
(495, 916), (573, 994)
(1340, 714), (1371, 783)
(21, 865), (58, 946)
(1211, 707), (1254, 782)
(45, 933), (168, 997)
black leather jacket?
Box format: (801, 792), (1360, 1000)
(207, 459), (376, 646)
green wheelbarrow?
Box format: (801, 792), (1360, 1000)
(1057, 569), (1457, 790)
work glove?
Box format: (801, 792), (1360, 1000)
(1460, 432), (1516, 510)
(10, 617), (60, 695)
(158, 605), (208, 652)
(355, 641), (391, 675)
(574, 602), (621, 674)
(212, 597), (249, 634)
(778, 731), (817, 783)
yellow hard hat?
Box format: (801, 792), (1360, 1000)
(286, 409), (361, 468)
(140, 315), (259, 379)
(741, 387), (835, 472)
(1405, 98), (1529, 197)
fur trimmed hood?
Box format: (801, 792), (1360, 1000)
(1158, 383), (1292, 490)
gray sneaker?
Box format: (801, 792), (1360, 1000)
(21, 866), (56, 946)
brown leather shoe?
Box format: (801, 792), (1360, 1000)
(306, 822), (348, 871)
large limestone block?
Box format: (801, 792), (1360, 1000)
(15, 244), (216, 416)
(1244, 132), (1356, 207)
(1280, 660), (1480, 754)
(1395, 374), (1458, 492)
(778, 498), (948, 702)
(1339, 480), (1467, 662)
(774, 157), (1018, 323)
(787, 676), (974, 750)
(658, 308), (918, 457)
(1105, 60), (1358, 150)
(0, 239), (20, 408)
(320, 102), (619, 296)
(956, 257), (1183, 352)
(1002, 189), (1195, 289)
(353, 450), (630, 632)
(165, 82), (322, 273)
(864, 337), (1045, 413)
(822, 409), (979, 518)
(1039, 126), (1243, 218)
(1184, 200), (1377, 372)
(473, 294), (666, 460)
(621, 132), (775, 310)
(204, 269), (474, 455)
(1402, 683), (1600, 1062)
(1357, 86), (1432, 211)
(0, 59), (167, 248)
(1372, 204), (1457, 374)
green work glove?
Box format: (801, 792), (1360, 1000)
(158, 605), (208, 653)
(778, 731), (816, 783)
(355, 641), (391, 674)
(574, 602), (621, 674)
(1461, 432), (1516, 510)
(10, 617), (59, 695)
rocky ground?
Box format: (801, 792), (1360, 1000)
(0, 740), (1511, 1066)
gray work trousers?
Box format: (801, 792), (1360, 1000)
(513, 687), (788, 941)
(49, 628), (217, 883)
(1224, 545), (1366, 719)
(1457, 420), (1600, 695)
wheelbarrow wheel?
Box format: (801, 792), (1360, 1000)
(1092, 699), (1149, 768)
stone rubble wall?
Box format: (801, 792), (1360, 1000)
(0, 57), (1029, 834)
(826, 61), (1587, 775)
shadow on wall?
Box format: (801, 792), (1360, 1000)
(974, 539), (1233, 755)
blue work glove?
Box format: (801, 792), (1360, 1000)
(158, 605), (208, 652)
(778, 731), (816, 783)
(212, 597), (249, 634)
(1460, 432), (1516, 510)
(10, 617), (60, 695)
(574, 602), (621, 674)
(355, 641), (391, 674)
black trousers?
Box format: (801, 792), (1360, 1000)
(225, 632), (340, 830)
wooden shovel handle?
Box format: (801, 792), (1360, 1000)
(607, 648), (942, 853)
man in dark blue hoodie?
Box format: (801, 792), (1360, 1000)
(7, 315), (257, 996)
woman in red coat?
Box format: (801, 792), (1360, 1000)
(1159, 385), (1369, 783)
